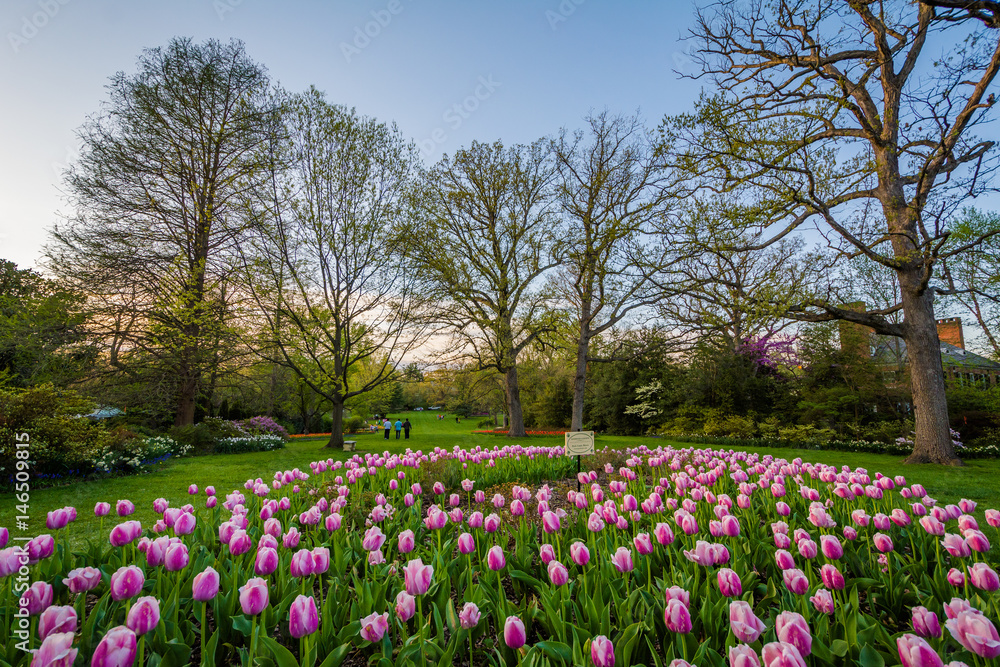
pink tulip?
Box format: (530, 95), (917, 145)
(969, 563), (1000, 592)
(228, 530), (252, 555)
(610, 546), (634, 573)
(948, 568), (966, 586)
(985, 508), (1000, 528)
(591, 635), (615, 667)
(819, 535), (843, 560)
(729, 644), (761, 667)
(94, 502), (111, 517)
(360, 612), (389, 642)
(683, 540), (715, 566)
(289, 595), (319, 638)
(797, 539), (817, 559)
(920, 516), (946, 536)
(368, 549), (385, 565)
(634, 533), (654, 556)
(912, 607), (942, 638)
(192, 567), (220, 601)
(173, 512), (196, 536)
(38, 605), (77, 640)
(775, 501), (791, 516)
(663, 586), (690, 607)
(91, 626), (137, 667)
(664, 599), (692, 633)
(775, 611), (811, 656)
(163, 542), (188, 572)
(588, 513), (605, 532)
(570, 542), (591, 567)
(31, 631), (78, 667)
(116, 500), (135, 517)
(63, 567), (101, 594)
(504, 616), (526, 648)
(486, 546), (506, 571)
(395, 591), (415, 622)
(282, 527), (301, 549)
(774, 549), (795, 570)
(843, 526), (858, 541)
(325, 513), (342, 531)
(946, 611), (1000, 659)
(459, 602), (481, 629)
(403, 558), (434, 595)
(873, 532), (893, 553)
(718, 568), (742, 597)
(819, 564), (845, 590)
(540, 543), (556, 564)
(654, 522), (674, 545)
(547, 560), (569, 586)
(942, 534), (970, 558)
(484, 513), (501, 533)
(109, 566), (144, 601)
(944, 598), (977, 620)
(964, 530), (991, 553)
(761, 642), (806, 667)
(125, 596), (159, 635)
(897, 634), (945, 667)
(254, 547), (279, 576)
(730, 600), (766, 643)
(542, 511), (560, 533)
(458, 532), (475, 555)
(239, 577), (269, 615)
(362, 526), (386, 551)
(810, 588), (834, 615)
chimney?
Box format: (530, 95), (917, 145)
(937, 317), (965, 349)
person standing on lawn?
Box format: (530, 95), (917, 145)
(403, 418), (412, 439)
(383, 417), (391, 440)
(394, 418), (403, 439)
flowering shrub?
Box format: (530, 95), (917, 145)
(92, 436), (192, 474)
(213, 433), (287, 454)
(668, 433), (1000, 459)
(237, 416), (290, 440)
(3, 443), (998, 666)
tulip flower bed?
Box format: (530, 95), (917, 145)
(2, 444), (999, 667)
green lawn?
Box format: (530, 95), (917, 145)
(3, 411), (998, 547)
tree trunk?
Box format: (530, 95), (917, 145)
(571, 327), (590, 431)
(504, 365), (527, 437)
(325, 399), (345, 449)
(899, 274), (961, 465)
(174, 362), (198, 427)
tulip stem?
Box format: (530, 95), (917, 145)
(138, 635), (146, 666)
(200, 602), (207, 665)
(417, 595), (425, 666)
(250, 615), (258, 667)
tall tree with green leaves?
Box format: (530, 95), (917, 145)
(243, 89), (426, 449)
(669, 0), (1000, 464)
(408, 140), (560, 437)
(552, 111), (679, 431)
(0, 260), (91, 387)
(47, 37), (279, 425)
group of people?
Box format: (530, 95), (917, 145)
(374, 416), (411, 439)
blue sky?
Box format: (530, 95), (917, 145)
(0, 0), (702, 268)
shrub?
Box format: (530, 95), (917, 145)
(344, 415), (366, 433)
(214, 434), (286, 454)
(238, 415), (289, 439)
(477, 417), (496, 429)
(0, 384), (140, 482)
(91, 435), (192, 474)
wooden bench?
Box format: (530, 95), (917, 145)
(343, 440), (357, 452)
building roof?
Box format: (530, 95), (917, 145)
(872, 337), (1000, 370)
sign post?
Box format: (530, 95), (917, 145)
(564, 431), (595, 491)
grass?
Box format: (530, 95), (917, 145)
(2, 411), (998, 548)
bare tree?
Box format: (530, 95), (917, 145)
(48, 37), (278, 426)
(942, 208), (1000, 358)
(408, 140), (559, 437)
(244, 88), (426, 449)
(552, 111), (679, 431)
(671, 0), (1000, 464)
